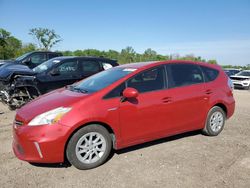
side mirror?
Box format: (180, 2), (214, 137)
(22, 58), (31, 64)
(122, 87), (139, 99)
(50, 69), (60, 76)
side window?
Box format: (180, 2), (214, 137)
(168, 64), (204, 88)
(103, 83), (126, 99)
(30, 53), (47, 64)
(57, 60), (78, 75)
(127, 66), (165, 93)
(200, 66), (219, 82)
(79, 60), (101, 76)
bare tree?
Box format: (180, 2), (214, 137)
(29, 28), (62, 50)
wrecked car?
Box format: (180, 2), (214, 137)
(0, 56), (118, 109)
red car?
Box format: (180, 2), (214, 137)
(13, 60), (235, 170)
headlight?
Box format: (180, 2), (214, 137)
(28, 107), (71, 126)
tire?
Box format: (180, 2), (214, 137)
(202, 106), (226, 136)
(66, 124), (112, 170)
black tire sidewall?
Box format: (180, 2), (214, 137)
(204, 106), (226, 136)
(66, 124), (112, 170)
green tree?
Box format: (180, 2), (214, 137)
(81, 49), (103, 57)
(119, 46), (136, 64)
(0, 28), (9, 47)
(29, 28), (62, 50)
(62, 50), (74, 56)
(0, 28), (22, 59)
(207, 59), (218, 64)
(141, 48), (157, 61)
(105, 50), (119, 59)
(16, 43), (36, 56)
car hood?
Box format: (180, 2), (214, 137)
(16, 88), (89, 123)
(0, 60), (16, 66)
(0, 63), (35, 80)
(230, 75), (250, 79)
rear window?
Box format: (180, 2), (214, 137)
(200, 66), (219, 82)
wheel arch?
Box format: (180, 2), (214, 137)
(213, 103), (228, 117)
(63, 121), (117, 162)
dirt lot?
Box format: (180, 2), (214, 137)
(0, 90), (250, 188)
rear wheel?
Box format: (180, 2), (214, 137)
(66, 124), (112, 170)
(202, 106), (226, 136)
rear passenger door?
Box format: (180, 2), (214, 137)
(164, 63), (208, 132)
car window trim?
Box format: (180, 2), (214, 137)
(198, 65), (206, 83)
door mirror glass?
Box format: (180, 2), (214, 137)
(123, 87), (139, 98)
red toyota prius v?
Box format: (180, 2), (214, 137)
(13, 60), (235, 170)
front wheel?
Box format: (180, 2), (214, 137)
(202, 106), (226, 136)
(66, 124), (112, 170)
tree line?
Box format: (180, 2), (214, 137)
(60, 47), (218, 65)
(1, 27), (249, 69)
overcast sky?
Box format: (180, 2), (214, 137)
(1, 0), (250, 65)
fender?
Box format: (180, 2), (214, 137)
(12, 75), (41, 95)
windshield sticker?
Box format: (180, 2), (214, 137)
(123, 68), (137, 72)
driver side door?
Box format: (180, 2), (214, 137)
(118, 66), (171, 147)
(40, 59), (80, 93)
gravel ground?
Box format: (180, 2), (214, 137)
(0, 90), (250, 188)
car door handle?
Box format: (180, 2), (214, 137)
(205, 89), (213, 95)
(162, 97), (172, 103)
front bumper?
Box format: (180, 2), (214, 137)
(232, 80), (250, 89)
(12, 121), (71, 163)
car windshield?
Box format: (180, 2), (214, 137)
(224, 71), (231, 76)
(69, 67), (137, 93)
(236, 71), (250, 77)
(33, 58), (61, 73)
(15, 52), (33, 61)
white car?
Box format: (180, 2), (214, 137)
(230, 70), (250, 90)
